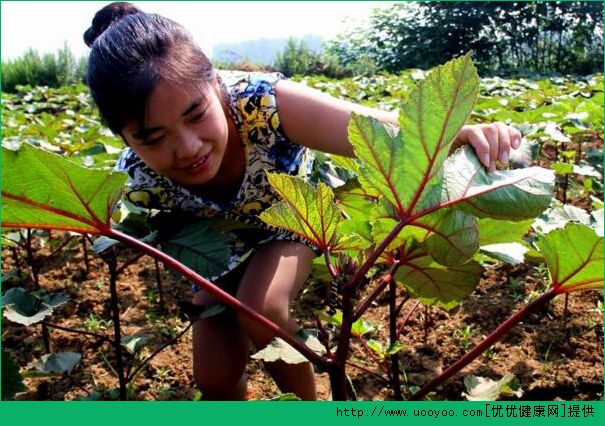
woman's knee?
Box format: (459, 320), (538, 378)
(191, 312), (250, 398)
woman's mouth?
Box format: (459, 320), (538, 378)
(182, 152), (211, 174)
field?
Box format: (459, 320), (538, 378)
(1, 68), (603, 401)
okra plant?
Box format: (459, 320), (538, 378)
(2, 54), (602, 400)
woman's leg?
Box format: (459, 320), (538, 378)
(191, 275), (251, 400)
(235, 241), (317, 400)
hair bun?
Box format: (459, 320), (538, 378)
(84, 2), (141, 47)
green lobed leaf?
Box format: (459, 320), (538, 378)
(259, 173), (343, 251)
(532, 203), (591, 235)
(394, 247), (482, 310)
(334, 178), (378, 221)
(536, 223), (603, 293)
(462, 373), (523, 401)
(421, 210), (479, 267)
(480, 243), (528, 266)
(161, 221), (234, 280)
(478, 218), (533, 246)
(1, 143), (126, 233)
(26, 352), (82, 375)
(348, 53), (479, 217)
(2, 287), (53, 326)
(423, 145), (554, 220)
(251, 330), (325, 365)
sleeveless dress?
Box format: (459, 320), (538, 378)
(114, 72), (322, 287)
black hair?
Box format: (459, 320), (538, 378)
(84, 2), (214, 134)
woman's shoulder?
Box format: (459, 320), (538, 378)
(217, 70), (285, 99)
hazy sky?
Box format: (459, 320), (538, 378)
(1, 1), (390, 60)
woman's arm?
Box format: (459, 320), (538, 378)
(275, 80), (521, 171)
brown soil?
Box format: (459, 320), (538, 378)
(2, 240), (603, 401)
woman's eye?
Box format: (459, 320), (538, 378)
(143, 136), (164, 146)
(189, 112), (205, 124)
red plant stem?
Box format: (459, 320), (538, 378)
(346, 220), (406, 292)
(107, 259), (127, 401)
(352, 261), (401, 322)
(41, 323), (51, 353)
(331, 289), (356, 400)
(115, 252), (145, 276)
(25, 229), (39, 288)
(47, 234), (76, 260)
(394, 294), (411, 318)
(43, 321), (113, 345)
(411, 289), (557, 400)
(82, 235), (90, 275)
(389, 278), (403, 400)
(357, 337), (389, 376)
(107, 228), (326, 367)
(346, 360), (389, 384)
(397, 300), (422, 337)
(324, 249), (339, 280)
(127, 322), (193, 382)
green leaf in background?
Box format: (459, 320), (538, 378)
(532, 203), (591, 234)
(478, 218), (533, 246)
(1, 142), (126, 233)
(394, 247), (482, 310)
(251, 330), (325, 365)
(536, 223), (603, 293)
(426, 145), (554, 220)
(348, 53), (479, 217)
(26, 352), (82, 375)
(1, 349), (27, 400)
(260, 173), (343, 251)
(2, 288), (53, 326)
(161, 220), (234, 280)
(479, 243), (528, 266)
(121, 335), (150, 355)
(462, 373), (523, 401)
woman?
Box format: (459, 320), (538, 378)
(84, 2), (520, 400)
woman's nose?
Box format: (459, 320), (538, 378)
(174, 129), (201, 161)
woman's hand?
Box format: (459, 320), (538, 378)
(452, 123), (522, 172)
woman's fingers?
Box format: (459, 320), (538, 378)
(455, 123), (522, 172)
(495, 122), (511, 165)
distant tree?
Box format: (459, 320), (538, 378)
(326, 2), (604, 75)
(273, 38), (321, 77)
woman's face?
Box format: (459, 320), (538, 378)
(121, 78), (229, 189)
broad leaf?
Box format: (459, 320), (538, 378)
(462, 374), (523, 401)
(161, 221), (234, 280)
(26, 352), (81, 375)
(121, 335), (149, 355)
(533, 203), (590, 234)
(1, 143), (126, 233)
(394, 247), (482, 310)
(334, 178), (378, 221)
(349, 53), (479, 217)
(478, 218), (533, 246)
(480, 243), (528, 266)
(421, 210), (478, 266)
(1, 288), (61, 326)
(251, 330), (325, 365)
(1, 349), (27, 400)
(260, 173), (343, 251)
(421, 145), (554, 220)
(536, 223), (603, 293)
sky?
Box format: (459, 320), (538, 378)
(1, 1), (391, 60)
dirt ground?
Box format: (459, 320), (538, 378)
(1, 238), (603, 401)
